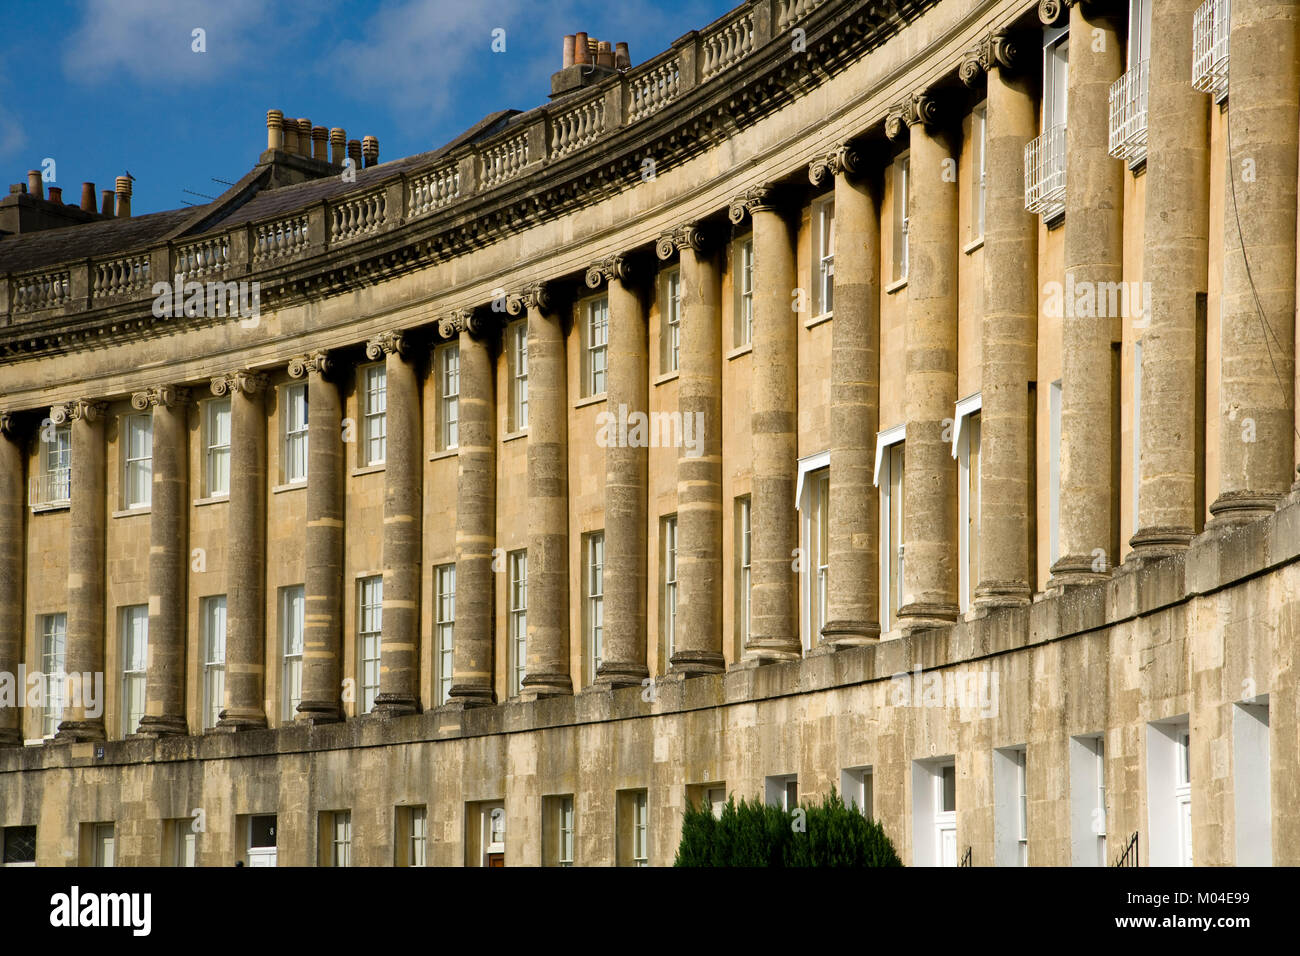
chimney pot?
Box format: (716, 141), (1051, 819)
(329, 128), (346, 165)
(296, 119), (312, 156)
(597, 41), (613, 67)
(574, 32), (590, 65)
(27, 170), (42, 200)
(101, 189), (114, 216)
(47, 186), (62, 204)
(563, 35), (576, 69)
(312, 126), (328, 161)
(115, 175), (132, 218)
(81, 182), (96, 212)
(267, 109), (285, 151)
(283, 113), (299, 154)
(361, 135), (379, 168)
(347, 139), (363, 168)
(615, 41), (630, 70)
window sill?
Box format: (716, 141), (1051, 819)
(962, 236), (984, 255)
(112, 506), (151, 519)
(193, 494), (229, 508)
(574, 393), (607, 410)
(885, 276), (908, 295)
(653, 370), (680, 386)
(429, 448), (458, 462)
(804, 311), (832, 330)
(1045, 210), (1065, 231)
(726, 343), (753, 361)
(351, 463), (386, 477)
(272, 481), (306, 495)
(30, 501), (70, 514)
(502, 429), (528, 444)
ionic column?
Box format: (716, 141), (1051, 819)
(509, 285), (573, 698)
(962, 32), (1038, 605)
(135, 386), (190, 737)
(446, 311), (497, 706)
(1050, 0), (1124, 585)
(288, 352), (344, 723)
(1210, 0), (1300, 523)
(211, 372), (268, 730)
(1132, 0), (1210, 553)
(888, 93), (959, 630)
(369, 332), (422, 716)
(0, 414), (24, 747)
(587, 255), (650, 686)
(730, 187), (801, 661)
(657, 225), (726, 673)
(55, 399), (106, 742)
(811, 146), (882, 646)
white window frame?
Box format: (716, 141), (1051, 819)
(796, 453), (831, 654)
(1233, 699), (1271, 866)
(874, 425), (906, 631)
(508, 550), (527, 697)
(559, 795), (575, 867)
(953, 394), (982, 612)
(971, 103), (987, 241)
(40, 612), (67, 738)
(282, 382), (308, 485)
(892, 153), (910, 283)
(281, 585), (305, 722)
(582, 295), (609, 397)
(92, 823), (115, 867)
(632, 792), (648, 867)
(329, 811), (352, 867)
(735, 235), (754, 347)
(173, 819), (197, 867)
(485, 806), (506, 862)
(661, 515), (678, 664)
(436, 342), (460, 452)
(1043, 26), (1070, 134)
(402, 806), (427, 867)
(1132, 340), (1142, 534)
(435, 564), (456, 706)
(584, 532), (605, 684)
(736, 496), (752, 654)
(358, 575), (383, 714)
(1049, 380), (1062, 566)
(1146, 716), (1192, 866)
(661, 267), (681, 373)
(840, 767), (874, 818)
(32, 423), (72, 508)
(510, 319), (529, 431)
(361, 362), (387, 466)
(812, 194), (835, 317)
(204, 398), (231, 498)
(122, 413), (153, 510)
(119, 604), (148, 737)
(201, 595), (226, 731)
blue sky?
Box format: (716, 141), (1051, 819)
(0, 0), (737, 216)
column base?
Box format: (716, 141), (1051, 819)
(973, 582), (1032, 610)
(817, 619), (881, 649)
(896, 603), (959, 633)
(1046, 554), (1111, 590)
(54, 719), (105, 743)
(520, 671), (574, 699)
(1128, 526), (1195, 559)
(1207, 491), (1280, 529)
(370, 694), (418, 718)
(593, 662), (650, 689)
(215, 710), (268, 732)
(295, 699), (344, 724)
(741, 638), (803, 662)
(136, 714), (189, 737)
(0, 729), (23, 747)
(447, 685), (495, 708)
(668, 650), (726, 675)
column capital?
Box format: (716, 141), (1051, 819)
(210, 371), (269, 397)
(287, 350), (334, 380)
(50, 399), (106, 425)
(808, 145), (862, 186)
(0, 412), (22, 438)
(959, 29), (1020, 87)
(584, 253), (634, 289)
(727, 184), (775, 224)
(885, 91), (942, 142)
(438, 308), (489, 339)
(655, 222), (708, 260)
(505, 281), (553, 316)
(1037, 0), (1076, 27)
(365, 330), (409, 360)
(130, 385), (190, 410)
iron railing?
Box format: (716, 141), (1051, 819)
(1024, 123), (1067, 220)
(1108, 59), (1149, 165)
(1113, 830), (1140, 867)
(1192, 0), (1229, 102)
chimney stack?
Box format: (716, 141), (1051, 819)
(615, 42), (630, 70)
(81, 182), (96, 212)
(574, 32), (590, 65)
(47, 186), (62, 204)
(26, 170), (42, 200)
(329, 128), (346, 165)
(362, 136), (378, 168)
(267, 109), (285, 151)
(563, 35), (576, 68)
(115, 175), (132, 218)
(296, 119), (312, 156)
(312, 126), (328, 162)
(101, 189), (113, 216)
(347, 139), (363, 168)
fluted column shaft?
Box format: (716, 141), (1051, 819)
(747, 203), (801, 659)
(597, 274), (650, 686)
(520, 298), (572, 698)
(1211, 0), (1300, 522)
(293, 356), (343, 722)
(1133, 0), (1210, 551)
(57, 401), (106, 741)
(216, 374), (267, 730)
(137, 389), (189, 736)
(0, 417), (23, 746)
(672, 240), (725, 673)
(821, 159), (881, 644)
(899, 118), (959, 630)
(978, 58), (1038, 605)
(1053, 3), (1123, 584)
(449, 324), (496, 705)
(373, 334), (422, 715)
